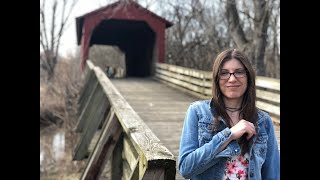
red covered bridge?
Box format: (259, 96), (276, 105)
(76, 0), (172, 77)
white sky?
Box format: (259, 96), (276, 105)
(58, 0), (104, 57)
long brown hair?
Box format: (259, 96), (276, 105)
(211, 49), (258, 155)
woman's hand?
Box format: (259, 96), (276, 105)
(230, 120), (256, 140)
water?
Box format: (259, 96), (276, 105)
(40, 126), (85, 179)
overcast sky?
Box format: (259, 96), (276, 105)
(58, 0), (103, 57)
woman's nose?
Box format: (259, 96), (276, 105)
(228, 73), (237, 81)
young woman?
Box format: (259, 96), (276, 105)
(178, 49), (280, 180)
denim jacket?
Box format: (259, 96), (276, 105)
(178, 100), (280, 180)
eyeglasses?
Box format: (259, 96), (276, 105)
(219, 70), (246, 80)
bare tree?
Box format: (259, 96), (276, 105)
(225, 0), (274, 76)
(158, 0), (279, 77)
(160, 0), (232, 70)
(40, 0), (79, 81)
(265, 0), (280, 78)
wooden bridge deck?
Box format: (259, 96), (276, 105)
(111, 77), (280, 179)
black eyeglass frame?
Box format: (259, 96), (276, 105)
(219, 71), (247, 80)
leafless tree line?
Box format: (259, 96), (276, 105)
(157, 0), (280, 78)
(40, 0), (79, 81)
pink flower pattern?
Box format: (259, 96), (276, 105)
(223, 153), (249, 180)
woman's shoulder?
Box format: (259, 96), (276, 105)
(187, 99), (212, 113)
(187, 99), (213, 120)
(189, 99), (211, 108)
(257, 109), (274, 130)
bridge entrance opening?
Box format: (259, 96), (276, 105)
(90, 19), (156, 77)
(89, 45), (126, 78)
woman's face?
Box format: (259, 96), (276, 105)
(219, 58), (248, 100)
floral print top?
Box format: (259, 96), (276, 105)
(222, 153), (249, 180)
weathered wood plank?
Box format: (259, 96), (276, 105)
(143, 168), (165, 180)
(154, 77), (209, 99)
(256, 76), (280, 91)
(76, 84), (104, 133)
(77, 61), (97, 116)
(93, 67), (176, 179)
(85, 59), (95, 70)
(122, 157), (139, 180)
(156, 62), (212, 79)
(78, 60), (95, 102)
(156, 68), (211, 88)
(88, 106), (113, 155)
(80, 109), (122, 180)
(123, 136), (139, 171)
(155, 73), (211, 95)
(256, 89), (280, 104)
(76, 80), (99, 132)
(256, 100), (280, 117)
(88, 129), (101, 155)
(77, 68), (95, 112)
(73, 91), (109, 160)
(112, 133), (124, 180)
(83, 87), (109, 131)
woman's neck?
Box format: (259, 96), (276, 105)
(223, 98), (242, 109)
(223, 98), (243, 126)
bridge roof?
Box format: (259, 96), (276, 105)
(75, 0), (173, 45)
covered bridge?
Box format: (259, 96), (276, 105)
(76, 0), (173, 77)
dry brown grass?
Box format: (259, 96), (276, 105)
(40, 57), (86, 179)
(40, 58), (83, 129)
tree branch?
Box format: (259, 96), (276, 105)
(50, 0), (57, 52)
(225, 0), (248, 48)
(40, 1), (49, 52)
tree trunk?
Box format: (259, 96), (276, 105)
(226, 0), (270, 76)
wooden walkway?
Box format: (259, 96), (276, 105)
(111, 77), (280, 179)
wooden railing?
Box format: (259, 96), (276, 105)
(154, 63), (280, 125)
(73, 60), (176, 180)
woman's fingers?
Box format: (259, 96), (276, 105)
(230, 120), (256, 140)
(245, 121), (256, 140)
